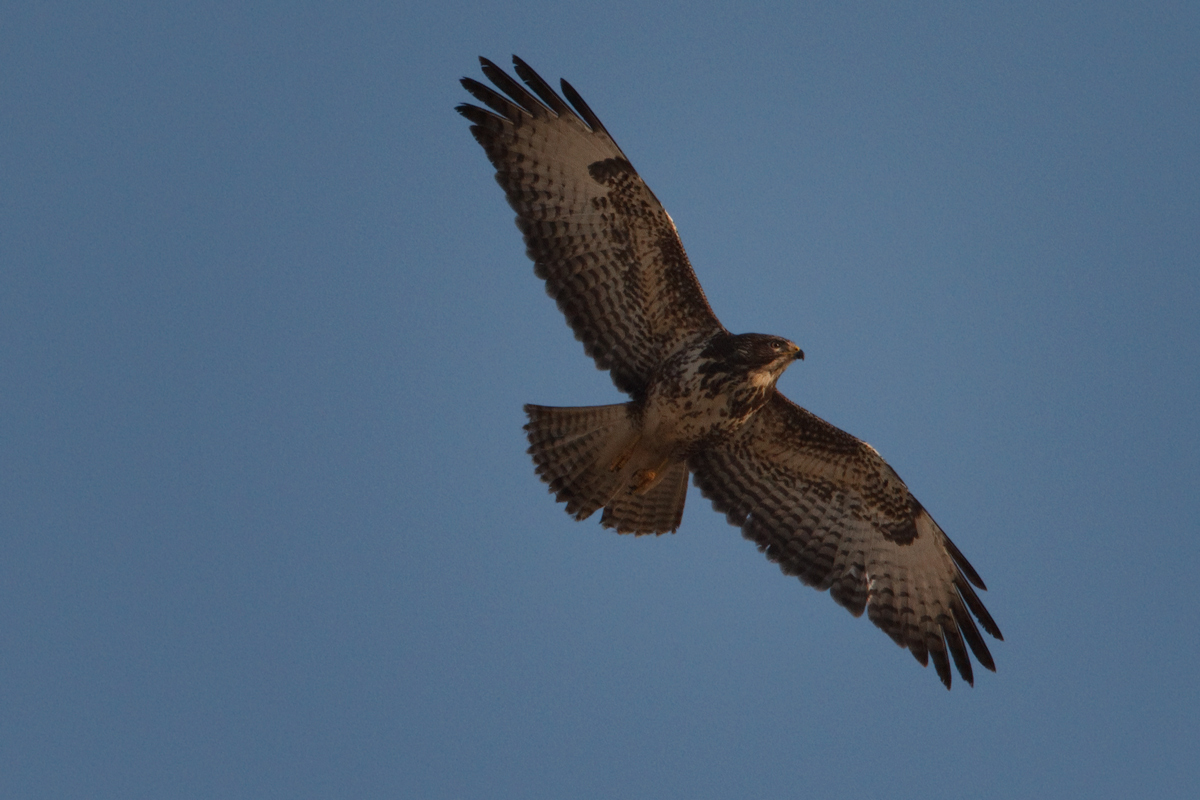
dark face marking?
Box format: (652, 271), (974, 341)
(700, 332), (802, 372)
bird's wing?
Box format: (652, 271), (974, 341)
(457, 56), (724, 399)
(688, 392), (1003, 688)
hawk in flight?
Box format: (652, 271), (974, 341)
(458, 56), (1002, 688)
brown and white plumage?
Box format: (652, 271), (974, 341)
(458, 57), (723, 398)
(458, 56), (1002, 688)
(689, 394), (1001, 686)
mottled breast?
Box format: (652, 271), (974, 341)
(643, 331), (802, 451)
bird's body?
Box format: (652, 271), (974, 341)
(458, 56), (1002, 688)
(527, 331), (803, 534)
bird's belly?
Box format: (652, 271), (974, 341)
(640, 383), (767, 456)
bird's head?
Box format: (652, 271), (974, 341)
(724, 333), (804, 387)
(733, 333), (803, 367)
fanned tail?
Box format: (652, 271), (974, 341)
(600, 460), (688, 534)
(523, 403), (688, 534)
(524, 403), (637, 520)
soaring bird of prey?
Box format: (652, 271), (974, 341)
(457, 56), (1002, 688)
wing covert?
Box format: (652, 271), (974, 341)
(689, 393), (1002, 688)
(457, 56), (724, 399)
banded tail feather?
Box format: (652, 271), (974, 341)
(523, 403), (688, 534)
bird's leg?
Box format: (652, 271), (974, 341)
(631, 458), (671, 495)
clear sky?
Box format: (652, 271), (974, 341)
(3, 2), (1198, 798)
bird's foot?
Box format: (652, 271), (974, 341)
(631, 468), (658, 494)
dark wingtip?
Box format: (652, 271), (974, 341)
(560, 77), (608, 134)
(931, 646), (952, 689)
(511, 55), (573, 117)
(943, 532), (987, 590)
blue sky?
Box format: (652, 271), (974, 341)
(3, 2), (1198, 797)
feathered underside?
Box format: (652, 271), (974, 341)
(459, 57), (1002, 689)
(456, 56), (724, 401)
(689, 394), (1003, 688)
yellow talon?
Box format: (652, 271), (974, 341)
(632, 468), (658, 494)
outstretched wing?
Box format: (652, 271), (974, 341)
(457, 56), (724, 400)
(689, 393), (1003, 688)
